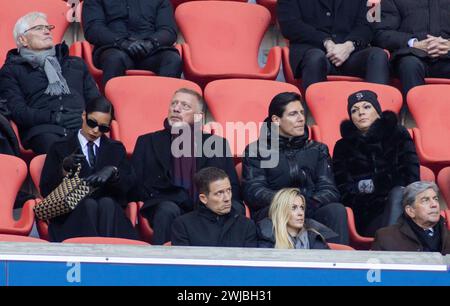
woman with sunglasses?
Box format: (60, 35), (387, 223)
(40, 96), (139, 242)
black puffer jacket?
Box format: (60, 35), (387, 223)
(257, 218), (335, 249)
(82, 0), (178, 66)
(242, 126), (340, 222)
(333, 111), (419, 219)
(0, 43), (100, 147)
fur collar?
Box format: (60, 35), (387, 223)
(339, 111), (398, 142)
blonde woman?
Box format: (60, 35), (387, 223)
(257, 188), (337, 249)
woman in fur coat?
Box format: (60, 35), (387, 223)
(333, 90), (420, 236)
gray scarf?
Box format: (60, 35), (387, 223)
(19, 46), (71, 96)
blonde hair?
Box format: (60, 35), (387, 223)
(269, 188), (306, 249)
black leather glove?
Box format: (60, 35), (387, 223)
(52, 110), (82, 130)
(127, 40), (147, 58)
(85, 166), (118, 187)
(139, 40), (155, 55)
(62, 153), (86, 172)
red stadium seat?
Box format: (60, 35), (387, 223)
(407, 85), (450, 173)
(29, 154), (138, 241)
(175, 1), (281, 88)
(204, 79), (300, 157)
(171, 0), (247, 10)
(0, 234), (48, 243)
(10, 120), (35, 163)
(437, 167), (450, 209)
(0, 0), (74, 64)
(328, 243), (355, 250)
(234, 162), (252, 219)
(78, 2), (182, 90)
(105, 76), (202, 155)
(306, 81), (402, 154)
(62, 237), (149, 245)
(0, 154), (36, 236)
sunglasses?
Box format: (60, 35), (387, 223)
(24, 24), (55, 34)
(86, 118), (110, 133)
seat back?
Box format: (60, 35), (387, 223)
(0, 154), (28, 227)
(407, 85), (450, 164)
(204, 79), (300, 156)
(62, 237), (150, 245)
(306, 81), (402, 154)
(0, 234), (48, 243)
(0, 0), (70, 64)
(175, 1), (270, 73)
(328, 243), (355, 250)
(105, 76), (202, 155)
(420, 165), (435, 182)
(437, 167), (450, 209)
(30, 154), (46, 196)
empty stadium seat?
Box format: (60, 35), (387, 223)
(171, 0), (247, 10)
(0, 0), (75, 64)
(204, 79), (301, 157)
(62, 237), (149, 245)
(347, 165), (436, 250)
(306, 81), (403, 154)
(234, 162), (253, 219)
(0, 234), (48, 243)
(175, 1), (281, 88)
(29, 154), (138, 241)
(437, 167), (450, 209)
(407, 85), (450, 173)
(0, 154), (36, 236)
(105, 76), (202, 155)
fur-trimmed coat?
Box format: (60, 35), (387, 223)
(332, 111), (419, 222)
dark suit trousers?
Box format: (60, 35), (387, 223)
(395, 55), (450, 96)
(98, 48), (182, 86)
(298, 47), (390, 91)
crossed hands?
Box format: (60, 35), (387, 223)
(413, 35), (450, 58)
(324, 40), (355, 67)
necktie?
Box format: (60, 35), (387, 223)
(87, 141), (96, 168)
(425, 229), (434, 237)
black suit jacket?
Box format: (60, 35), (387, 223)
(130, 128), (241, 212)
(373, 0), (450, 61)
(277, 0), (373, 76)
(40, 134), (136, 207)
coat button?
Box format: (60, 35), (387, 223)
(58, 96), (62, 100)
(326, 12), (331, 17)
(332, 34), (337, 38)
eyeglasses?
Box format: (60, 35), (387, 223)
(23, 24), (55, 34)
(86, 118), (110, 133)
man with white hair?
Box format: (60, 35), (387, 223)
(372, 181), (450, 254)
(0, 12), (100, 154)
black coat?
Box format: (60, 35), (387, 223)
(0, 44), (100, 147)
(82, 0), (178, 66)
(278, 0), (373, 76)
(41, 134), (136, 207)
(171, 205), (257, 247)
(257, 217), (336, 249)
(372, 216), (450, 255)
(242, 127), (340, 222)
(130, 127), (241, 212)
(373, 0), (450, 61)
(333, 111), (419, 222)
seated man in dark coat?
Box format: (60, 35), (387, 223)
(82, 0), (182, 86)
(171, 167), (257, 247)
(0, 12), (101, 154)
(373, 0), (450, 96)
(130, 88), (244, 245)
(278, 0), (389, 91)
(372, 181), (450, 255)
(40, 96), (138, 242)
(242, 92), (349, 245)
